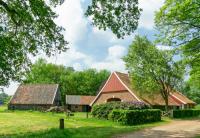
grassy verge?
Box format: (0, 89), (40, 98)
(0, 106), (170, 138)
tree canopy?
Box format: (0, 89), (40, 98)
(155, 0), (200, 104)
(123, 35), (185, 110)
(23, 58), (110, 102)
(0, 90), (10, 104)
(85, 0), (141, 38)
(0, 0), (141, 86)
(0, 0), (68, 86)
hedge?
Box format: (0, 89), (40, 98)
(109, 109), (161, 125)
(91, 101), (150, 119)
(173, 109), (200, 118)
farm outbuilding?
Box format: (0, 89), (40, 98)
(8, 84), (61, 110)
(90, 72), (196, 109)
(66, 95), (95, 112)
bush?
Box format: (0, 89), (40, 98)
(173, 109), (200, 118)
(91, 101), (150, 119)
(109, 109), (161, 125)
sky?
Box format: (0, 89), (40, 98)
(3, 0), (164, 95)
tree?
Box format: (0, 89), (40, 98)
(123, 35), (185, 111)
(155, 0), (200, 85)
(182, 82), (200, 104)
(0, 90), (10, 104)
(1, 0), (141, 86)
(85, 0), (141, 38)
(182, 64), (200, 104)
(0, 0), (68, 86)
(23, 58), (110, 103)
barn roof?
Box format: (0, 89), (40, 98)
(66, 95), (95, 105)
(9, 84), (59, 105)
(91, 72), (195, 106)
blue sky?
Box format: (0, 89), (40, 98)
(4, 0), (164, 95)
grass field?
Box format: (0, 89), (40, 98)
(0, 106), (170, 138)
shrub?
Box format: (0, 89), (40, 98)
(91, 101), (150, 119)
(109, 109), (161, 125)
(173, 109), (200, 118)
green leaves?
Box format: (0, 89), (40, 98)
(85, 0), (141, 38)
(123, 35), (184, 110)
(23, 59), (110, 102)
(0, 0), (67, 86)
(155, 0), (200, 104)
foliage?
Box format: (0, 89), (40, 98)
(182, 82), (200, 104)
(91, 101), (150, 119)
(123, 35), (185, 111)
(0, 106), (168, 138)
(173, 109), (200, 118)
(1, 0), (141, 86)
(109, 109), (161, 125)
(23, 58), (110, 102)
(0, 91), (10, 104)
(85, 0), (141, 38)
(155, 0), (200, 91)
(0, 0), (68, 86)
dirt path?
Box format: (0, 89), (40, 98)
(114, 120), (200, 138)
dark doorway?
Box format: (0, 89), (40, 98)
(107, 98), (121, 102)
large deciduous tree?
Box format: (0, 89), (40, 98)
(123, 36), (185, 111)
(155, 0), (200, 89)
(0, 0), (141, 86)
(0, 0), (68, 86)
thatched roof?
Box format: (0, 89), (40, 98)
(9, 84), (59, 105)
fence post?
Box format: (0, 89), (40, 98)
(59, 118), (64, 129)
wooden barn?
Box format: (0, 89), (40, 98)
(90, 72), (195, 109)
(66, 95), (95, 112)
(8, 84), (61, 110)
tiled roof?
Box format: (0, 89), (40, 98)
(101, 73), (127, 92)
(115, 72), (195, 106)
(171, 91), (195, 104)
(66, 95), (95, 105)
(9, 84), (59, 105)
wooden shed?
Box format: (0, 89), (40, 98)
(8, 84), (61, 110)
(66, 95), (95, 112)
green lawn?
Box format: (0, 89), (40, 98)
(0, 106), (169, 138)
(195, 105), (200, 110)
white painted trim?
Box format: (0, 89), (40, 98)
(114, 72), (141, 102)
(52, 84), (59, 104)
(90, 72), (114, 106)
(170, 94), (186, 104)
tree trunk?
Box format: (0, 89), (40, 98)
(164, 97), (169, 112)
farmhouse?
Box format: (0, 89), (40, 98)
(90, 72), (195, 109)
(66, 95), (95, 112)
(8, 84), (61, 110)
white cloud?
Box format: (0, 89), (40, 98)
(2, 82), (20, 95)
(54, 0), (88, 44)
(90, 45), (126, 72)
(107, 45), (126, 60)
(139, 0), (164, 29)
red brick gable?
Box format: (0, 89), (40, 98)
(101, 73), (127, 92)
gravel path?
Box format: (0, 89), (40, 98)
(114, 120), (200, 138)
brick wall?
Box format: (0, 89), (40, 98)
(94, 91), (138, 105)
